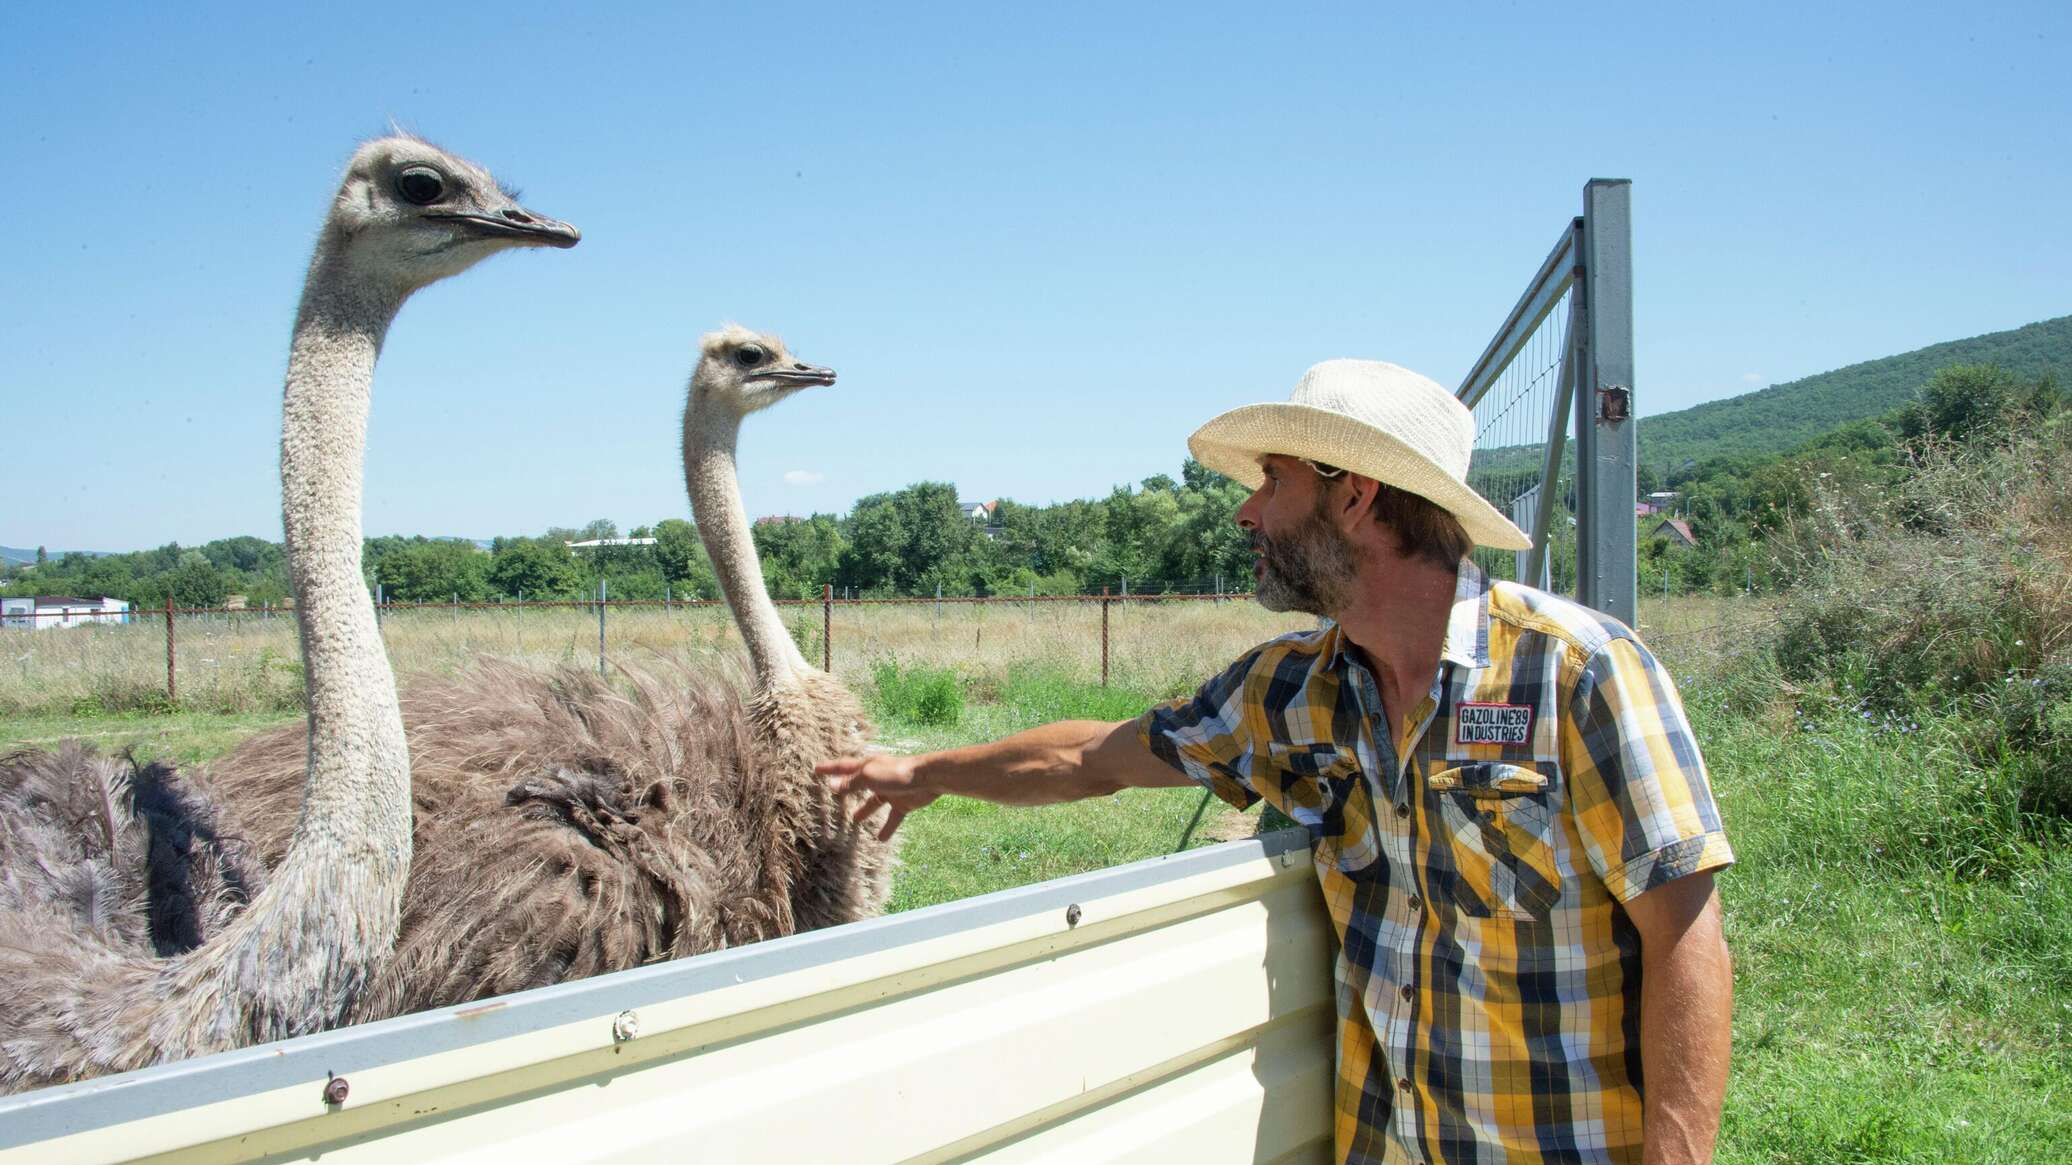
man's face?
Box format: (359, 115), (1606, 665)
(1238, 456), (1357, 617)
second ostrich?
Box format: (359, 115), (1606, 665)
(192, 326), (895, 1021)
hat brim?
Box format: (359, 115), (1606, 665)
(1188, 402), (1534, 552)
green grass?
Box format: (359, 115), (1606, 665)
(1690, 698), (2072, 1162)
(868, 664), (1245, 909)
(0, 709), (298, 767)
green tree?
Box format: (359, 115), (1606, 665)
(487, 538), (583, 600)
(652, 518), (719, 598)
(1903, 363), (2024, 443)
(1090, 484), (1179, 590)
(1169, 475), (1254, 589)
(165, 554), (230, 608)
(838, 483), (981, 595)
(754, 515), (846, 599)
(378, 540), (491, 602)
(201, 536), (283, 576)
(839, 494), (909, 595)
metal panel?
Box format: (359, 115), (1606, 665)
(1456, 221), (1578, 411)
(1524, 281), (1583, 588)
(1574, 179), (1637, 622)
(0, 830), (1334, 1165)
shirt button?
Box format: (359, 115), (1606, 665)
(1407, 896), (1422, 912)
(1400, 983), (1414, 1002)
(1395, 802), (1410, 817)
(1397, 1077), (1412, 1092)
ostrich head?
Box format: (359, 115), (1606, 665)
(690, 325), (837, 417)
(322, 135), (580, 292)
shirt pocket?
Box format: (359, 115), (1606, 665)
(1427, 761), (1562, 920)
(1265, 741), (1382, 882)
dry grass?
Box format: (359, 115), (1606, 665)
(0, 599), (1323, 719)
(0, 593), (1777, 721)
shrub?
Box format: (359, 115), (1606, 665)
(870, 660), (965, 726)
(1751, 416), (2072, 829)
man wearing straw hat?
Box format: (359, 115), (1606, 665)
(821, 359), (1734, 1164)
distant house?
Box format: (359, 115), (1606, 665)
(958, 498), (1004, 540)
(1650, 518), (1697, 548)
(1, 595), (132, 630)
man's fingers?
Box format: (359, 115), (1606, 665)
(877, 806), (907, 842)
(849, 792), (885, 825)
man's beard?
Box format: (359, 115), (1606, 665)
(1253, 501), (1357, 616)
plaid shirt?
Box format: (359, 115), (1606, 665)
(1138, 561), (1732, 1165)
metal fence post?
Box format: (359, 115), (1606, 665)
(1575, 178), (1636, 624)
(822, 583), (833, 673)
(163, 596), (176, 704)
(597, 578), (608, 675)
(1100, 586), (1111, 688)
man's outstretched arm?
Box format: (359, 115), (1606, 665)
(816, 719), (1192, 840)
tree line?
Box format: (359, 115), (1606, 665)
(12, 362), (2044, 610)
(2, 460), (1260, 608)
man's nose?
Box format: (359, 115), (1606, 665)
(1234, 490), (1263, 530)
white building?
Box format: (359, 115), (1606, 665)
(0, 595), (132, 630)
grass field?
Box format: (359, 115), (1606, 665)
(3, 594), (2065, 1160)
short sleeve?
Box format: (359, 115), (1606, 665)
(1137, 650), (1265, 811)
(1562, 636), (1734, 902)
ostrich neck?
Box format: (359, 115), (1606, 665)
(177, 252), (415, 1034)
(280, 264), (410, 830)
(685, 405), (808, 691)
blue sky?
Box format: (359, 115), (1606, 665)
(3, 2), (2066, 552)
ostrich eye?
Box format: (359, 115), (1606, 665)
(734, 345), (768, 369)
(394, 166), (446, 206)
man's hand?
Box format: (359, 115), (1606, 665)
(817, 754), (937, 841)
(816, 719), (1190, 842)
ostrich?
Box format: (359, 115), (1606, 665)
(0, 135), (579, 1092)
(679, 325), (896, 934)
(125, 327), (894, 1024)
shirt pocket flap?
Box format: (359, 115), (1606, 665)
(1266, 741), (1359, 779)
(1429, 762), (1551, 797)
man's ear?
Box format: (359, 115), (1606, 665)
(1335, 473), (1381, 535)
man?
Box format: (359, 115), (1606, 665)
(819, 359), (1734, 1165)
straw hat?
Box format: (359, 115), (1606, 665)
(1188, 358), (1531, 550)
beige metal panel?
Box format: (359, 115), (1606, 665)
(959, 1009), (1336, 1165)
(6, 836), (1335, 1165)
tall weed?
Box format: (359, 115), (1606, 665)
(1755, 418), (2072, 826)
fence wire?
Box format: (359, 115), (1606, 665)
(1465, 284), (1577, 591)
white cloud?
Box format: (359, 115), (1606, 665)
(1741, 372), (1764, 385)
(783, 470), (825, 487)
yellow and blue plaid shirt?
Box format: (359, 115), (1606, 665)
(1138, 561), (1732, 1165)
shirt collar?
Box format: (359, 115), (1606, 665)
(1322, 556), (1493, 676)
(1442, 557), (1493, 670)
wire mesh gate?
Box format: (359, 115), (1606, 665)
(1455, 179), (1636, 625)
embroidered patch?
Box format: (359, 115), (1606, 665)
(1456, 702), (1533, 745)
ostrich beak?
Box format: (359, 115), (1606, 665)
(424, 210), (582, 248)
(763, 363), (837, 388)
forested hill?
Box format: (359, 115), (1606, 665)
(1639, 314), (2072, 471)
